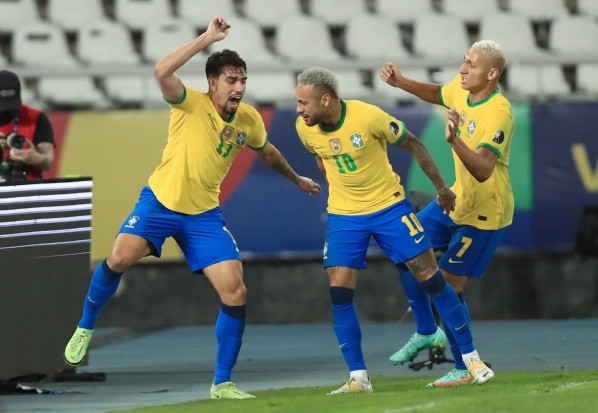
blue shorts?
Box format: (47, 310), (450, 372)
(118, 186), (241, 272)
(417, 202), (505, 278)
(324, 200), (432, 269)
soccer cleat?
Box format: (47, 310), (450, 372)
(466, 358), (495, 384)
(210, 381), (255, 399)
(64, 327), (93, 366)
(389, 327), (447, 365)
(426, 368), (472, 387)
(327, 378), (373, 395)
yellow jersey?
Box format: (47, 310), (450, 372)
(440, 74), (514, 229)
(296, 100), (408, 215)
(148, 87), (268, 214)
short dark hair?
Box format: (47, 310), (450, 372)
(205, 49), (247, 79)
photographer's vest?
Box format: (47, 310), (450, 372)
(0, 105), (42, 180)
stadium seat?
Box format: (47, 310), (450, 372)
(441, 0), (502, 25)
(103, 74), (148, 107)
(78, 19), (142, 66)
(412, 14), (469, 63)
(345, 14), (410, 63)
(243, 0), (303, 29)
(38, 76), (110, 109)
(0, 0), (39, 34)
(210, 17), (285, 69)
(334, 70), (374, 101)
(548, 16), (598, 60)
(113, 0), (172, 31)
(243, 70), (297, 107)
(309, 0), (369, 28)
(506, 0), (570, 22)
(478, 12), (547, 60)
(578, 0), (598, 18)
(177, 0), (238, 27)
(372, 67), (430, 105)
(46, 0), (106, 32)
(375, 0), (436, 25)
(576, 63), (598, 96)
(507, 64), (570, 100)
(275, 15), (345, 66)
(12, 21), (80, 67)
(141, 17), (200, 63)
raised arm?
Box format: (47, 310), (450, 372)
(397, 131), (456, 214)
(154, 16), (231, 101)
(379, 63), (442, 105)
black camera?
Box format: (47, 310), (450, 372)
(6, 132), (26, 149)
(0, 134), (27, 182)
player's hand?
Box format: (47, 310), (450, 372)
(206, 16), (230, 42)
(297, 176), (321, 196)
(436, 186), (456, 215)
(379, 63), (403, 88)
(445, 108), (460, 144)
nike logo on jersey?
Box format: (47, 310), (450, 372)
(448, 258), (463, 264)
(415, 235), (425, 244)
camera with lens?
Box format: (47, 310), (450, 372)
(6, 132), (27, 149)
(0, 132), (27, 182)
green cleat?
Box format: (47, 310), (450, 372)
(426, 368), (472, 387)
(210, 381), (255, 399)
(389, 327), (447, 365)
(327, 377), (373, 395)
(64, 327), (93, 367)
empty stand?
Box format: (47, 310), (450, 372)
(177, 0), (238, 27)
(375, 0), (436, 25)
(210, 17), (285, 69)
(78, 19), (141, 66)
(46, 0), (106, 32)
(0, 0), (39, 34)
(113, 0), (172, 31)
(275, 15), (345, 65)
(309, 0), (369, 28)
(577, 0), (598, 18)
(103, 74), (148, 107)
(334, 70), (373, 101)
(243, 0), (303, 29)
(412, 14), (469, 63)
(506, 0), (570, 22)
(372, 67), (430, 105)
(549, 15), (598, 60)
(441, 0), (502, 25)
(478, 12), (547, 60)
(141, 17), (200, 63)
(12, 21), (80, 67)
(345, 14), (410, 63)
(243, 70), (297, 107)
(507, 64), (570, 100)
(38, 76), (110, 109)
(576, 63), (598, 96)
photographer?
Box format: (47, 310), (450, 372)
(0, 70), (55, 181)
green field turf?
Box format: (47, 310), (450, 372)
(114, 370), (598, 413)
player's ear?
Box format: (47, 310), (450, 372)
(487, 67), (499, 81)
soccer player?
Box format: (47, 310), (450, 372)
(63, 16), (321, 400)
(379, 40), (513, 387)
(294, 67), (493, 395)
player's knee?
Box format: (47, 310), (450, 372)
(106, 250), (136, 272)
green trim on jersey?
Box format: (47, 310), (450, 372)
(166, 87), (187, 105)
(320, 100), (347, 132)
(479, 142), (502, 158)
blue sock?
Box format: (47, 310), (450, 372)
(422, 273), (475, 355)
(398, 269), (437, 335)
(78, 259), (122, 329)
(213, 304), (246, 385)
(330, 286), (366, 372)
(443, 294), (471, 370)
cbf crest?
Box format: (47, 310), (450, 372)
(236, 131), (247, 146)
(467, 120), (476, 134)
(350, 134), (363, 148)
(329, 138), (342, 154)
